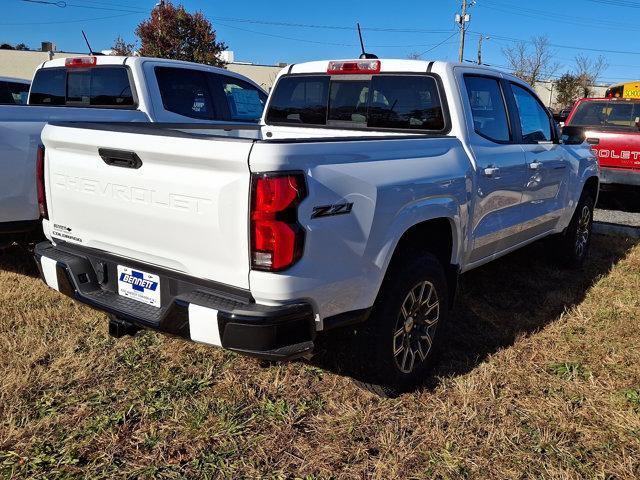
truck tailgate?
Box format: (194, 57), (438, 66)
(41, 123), (256, 289)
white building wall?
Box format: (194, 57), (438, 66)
(534, 80), (608, 110)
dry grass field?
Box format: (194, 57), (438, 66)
(1, 234), (639, 479)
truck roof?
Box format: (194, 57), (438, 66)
(36, 55), (264, 91)
(286, 58), (507, 77)
(574, 97), (640, 102)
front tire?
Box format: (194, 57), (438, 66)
(553, 192), (595, 269)
(348, 252), (448, 397)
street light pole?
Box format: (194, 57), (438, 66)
(477, 34), (489, 65)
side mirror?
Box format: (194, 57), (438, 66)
(561, 125), (586, 145)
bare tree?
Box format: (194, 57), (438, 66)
(502, 36), (559, 87)
(574, 54), (608, 97)
(110, 36), (136, 56)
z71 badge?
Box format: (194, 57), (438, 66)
(311, 202), (353, 219)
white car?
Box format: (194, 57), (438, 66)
(0, 55), (267, 243)
(35, 59), (598, 396)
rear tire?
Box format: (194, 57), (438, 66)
(347, 252), (448, 397)
(552, 192), (595, 269)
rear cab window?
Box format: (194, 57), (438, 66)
(29, 65), (135, 107)
(266, 73), (447, 132)
(569, 100), (640, 131)
(0, 81), (30, 105)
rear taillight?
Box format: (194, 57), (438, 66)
(36, 145), (48, 219)
(250, 172), (306, 271)
(65, 56), (97, 68)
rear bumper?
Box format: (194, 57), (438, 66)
(34, 241), (316, 361)
(600, 167), (640, 186)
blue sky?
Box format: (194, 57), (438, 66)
(2, 0), (640, 84)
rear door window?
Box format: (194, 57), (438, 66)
(217, 76), (267, 122)
(155, 66), (215, 119)
(464, 76), (511, 142)
(266, 74), (447, 132)
(29, 66), (134, 107)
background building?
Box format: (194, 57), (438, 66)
(0, 44), (611, 100)
(533, 80), (607, 110)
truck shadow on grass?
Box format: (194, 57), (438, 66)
(1, 235), (636, 394)
(0, 245), (39, 278)
(313, 234), (638, 391)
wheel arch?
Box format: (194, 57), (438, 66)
(380, 216), (460, 309)
(582, 175), (599, 203)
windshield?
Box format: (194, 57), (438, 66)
(570, 100), (640, 130)
(266, 74), (446, 132)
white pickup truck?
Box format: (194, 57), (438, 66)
(0, 55), (267, 244)
(35, 59), (599, 396)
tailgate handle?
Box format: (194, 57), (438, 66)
(586, 137), (600, 145)
(98, 148), (143, 169)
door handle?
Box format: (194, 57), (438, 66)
(529, 161), (543, 170)
(586, 137), (600, 145)
(483, 166), (500, 177)
(98, 148), (143, 169)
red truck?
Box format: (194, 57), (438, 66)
(565, 97), (640, 187)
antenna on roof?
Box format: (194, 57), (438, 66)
(81, 30), (94, 55)
(356, 23), (378, 60)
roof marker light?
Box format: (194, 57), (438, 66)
(65, 57), (97, 68)
(327, 59), (381, 75)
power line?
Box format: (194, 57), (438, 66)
(20, 0), (145, 13)
(480, 0), (640, 31)
(469, 31), (640, 56)
(210, 17), (454, 34)
(0, 11), (138, 25)
(418, 32), (459, 56)
(587, 0), (640, 7)
(217, 22), (458, 49)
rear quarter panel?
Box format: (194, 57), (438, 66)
(248, 137), (472, 322)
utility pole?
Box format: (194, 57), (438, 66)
(456, 0), (471, 62)
(477, 34), (488, 65)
